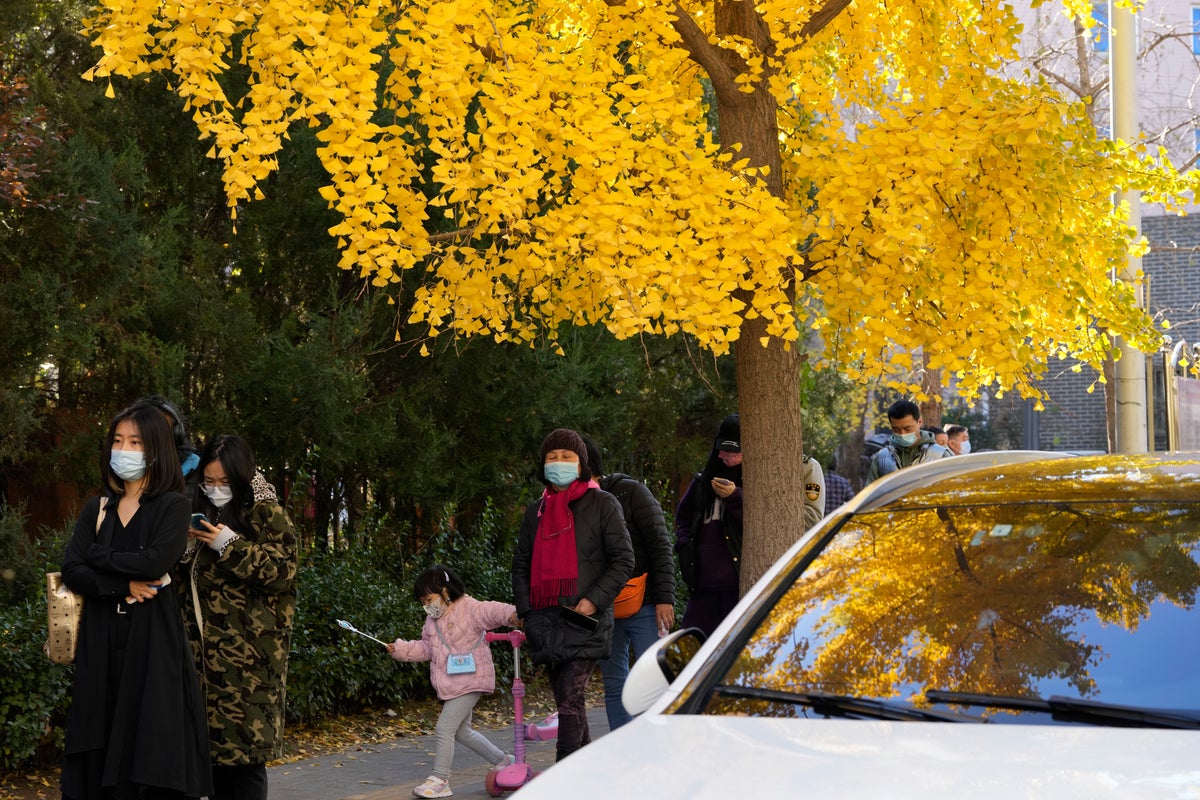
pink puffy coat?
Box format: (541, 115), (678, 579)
(390, 595), (517, 700)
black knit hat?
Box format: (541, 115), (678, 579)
(538, 428), (591, 483)
(715, 413), (741, 452)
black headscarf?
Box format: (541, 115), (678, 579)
(690, 413), (742, 522)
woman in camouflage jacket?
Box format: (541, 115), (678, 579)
(181, 435), (298, 800)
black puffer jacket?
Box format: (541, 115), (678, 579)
(512, 488), (634, 665)
(598, 473), (675, 608)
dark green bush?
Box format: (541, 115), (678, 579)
(0, 596), (74, 771)
(287, 497), (526, 722)
(286, 545), (425, 722)
(0, 503), (45, 608)
(0, 512), (74, 772)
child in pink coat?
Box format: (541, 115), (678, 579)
(388, 564), (518, 799)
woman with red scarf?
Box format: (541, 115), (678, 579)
(512, 428), (634, 761)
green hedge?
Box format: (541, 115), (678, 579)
(0, 596), (74, 771)
(287, 546), (425, 721)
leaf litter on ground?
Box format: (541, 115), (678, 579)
(0, 673), (596, 800)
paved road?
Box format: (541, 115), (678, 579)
(269, 707), (610, 800)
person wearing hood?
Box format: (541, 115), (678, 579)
(511, 428), (634, 762)
(582, 436), (676, 732)
(675, 414), (826, 638)
(866, 400), (951, 483)
(181, 435), (298, 800)
(673, 414), (748, 638)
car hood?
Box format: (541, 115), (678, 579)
(513, 715), (1200, 799)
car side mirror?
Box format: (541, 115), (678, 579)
(621, 627), (706, 717)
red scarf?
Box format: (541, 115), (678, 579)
(529, 479), (596, 610)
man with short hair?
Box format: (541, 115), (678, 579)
(946, 425), (971, 455)
(866, 400), (951, 482)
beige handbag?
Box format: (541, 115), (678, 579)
(44, 503), (105, 665)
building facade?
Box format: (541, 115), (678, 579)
(1001, 1), (1200, 451)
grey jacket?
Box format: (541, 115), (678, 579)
(866, 431), (951, 483)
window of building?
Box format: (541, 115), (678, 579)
(1092, 3), (1109, 52)
(1193, 6), (1200, 55)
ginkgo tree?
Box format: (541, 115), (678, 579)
(81, 0), (1198, 589)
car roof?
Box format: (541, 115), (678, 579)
(845, 450), (1200, 515)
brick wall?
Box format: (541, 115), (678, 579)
(1021, 214), (1200, 451)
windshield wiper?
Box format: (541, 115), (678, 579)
(924, 689), (1200, 729)
(715, 685), (971, 722)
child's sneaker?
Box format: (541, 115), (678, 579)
(413, 775), (453, 798)
(493, 754), (516, 769)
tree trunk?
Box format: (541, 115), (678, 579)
(735, 323), (806, 591)
(715, 0), (804, 594)
(920, 350), (943, 426)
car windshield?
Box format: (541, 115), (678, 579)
(709, 496), (1200, 723)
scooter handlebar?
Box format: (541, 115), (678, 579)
(486, 629), (526, 647)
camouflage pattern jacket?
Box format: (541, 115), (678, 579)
(178, 473), (298, 766)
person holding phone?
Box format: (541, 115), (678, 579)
(59, 402), (212, 800)
(511, 428), (633, 762)
(181, 435), (298, 800)
(674, 414), (748, 638)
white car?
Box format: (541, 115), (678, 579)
(515, 451), (1200, 798)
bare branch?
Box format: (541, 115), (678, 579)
(1176, 151), (1200, 171)
(1034, 61), (1085, 99)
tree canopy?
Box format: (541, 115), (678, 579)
(79, 0), (1200, 584)
(2, 0), (759, 552)
(81, 0), (1195, 398)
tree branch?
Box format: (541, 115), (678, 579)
(1033, 61), (1085, 100)
(798, 0), (853, 40)
(597, 0), (853, 107)
(664, 1), (741, 103)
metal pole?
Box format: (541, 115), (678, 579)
(1166, 341), (1185, 451)
(1110, 0), (1148, 453)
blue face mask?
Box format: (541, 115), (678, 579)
(544, 462), (579, 488)
(891, 432), (919, 448)
(959, 441), (971, 455)
(110, 450), (147, 481)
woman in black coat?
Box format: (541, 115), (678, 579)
(512, 428), (633, 762)
(60, 403), (212, 800)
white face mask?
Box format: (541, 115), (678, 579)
(959, 441), (972, 455)
(423, 597), (447, 619)
(110, 450), (147, 482)
(203, 484), (233, 508)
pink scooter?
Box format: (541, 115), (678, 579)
(484, 630), (558, 796)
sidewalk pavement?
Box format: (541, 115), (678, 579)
(269, 707), (610, 800)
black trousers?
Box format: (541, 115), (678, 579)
(548, 659), (597, 762)
(211, 763), (268, 800)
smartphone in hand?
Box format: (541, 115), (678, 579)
(190, 512), (209, 529)
(560, 604), (600, 631)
